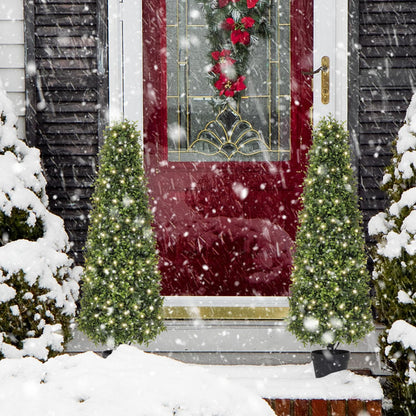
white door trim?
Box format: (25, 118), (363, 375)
(108, 0), (143, 129)
(313, 0), (348, 123)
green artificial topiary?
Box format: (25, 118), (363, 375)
(0, 81), (81, 361)
(78, 121), (164, 347)
(368, 94), (416, 415)
(288, 117), (373, 349)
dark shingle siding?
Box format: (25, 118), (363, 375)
(358, 0), (416, 229)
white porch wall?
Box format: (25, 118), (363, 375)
(0, 0), (25, 136)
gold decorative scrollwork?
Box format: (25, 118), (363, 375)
(189, 105), (270, 160)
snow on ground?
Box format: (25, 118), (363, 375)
(0, 345), (382, 415)
(204, 363), (383, 400)
(0, 345), (274, 416)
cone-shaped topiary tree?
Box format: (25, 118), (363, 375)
(0, 80), (81, 361)
(78, 121), (164, 347)
(288, 117), (373, 349)
(368, 94), (416, 415)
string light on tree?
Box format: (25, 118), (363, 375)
(288, 117), (373, 350)
(78, 121), (165, 347)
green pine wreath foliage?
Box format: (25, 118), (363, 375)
(201, 0), (270, 108)
(288, 117), (373, 348)
(78, 121), (164, 347)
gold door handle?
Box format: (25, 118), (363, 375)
(321, 56), (330, 104)
(302, 56), (330, 104)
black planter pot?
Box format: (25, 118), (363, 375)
(102, 349), (113, 358)
(311, 349), (350, 378)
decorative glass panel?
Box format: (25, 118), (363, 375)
(167, 0), (291, 162)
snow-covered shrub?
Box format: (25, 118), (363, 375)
(288, 117), (373, 348)
(0, 82), (81, 361)
(78, 121), (164, 347)
(369, 93), (416, 415)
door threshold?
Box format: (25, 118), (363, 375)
(163, 296), (289, 320)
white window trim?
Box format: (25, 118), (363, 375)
(108, 0), (123, 122)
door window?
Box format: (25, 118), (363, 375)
(167, 0), (291, 162)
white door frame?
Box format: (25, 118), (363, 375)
(313, 0), (348, 123)
(107, 0), (349, 309)
(108, 0), (143, 127)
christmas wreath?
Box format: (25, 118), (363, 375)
(201, 0), (271, 108)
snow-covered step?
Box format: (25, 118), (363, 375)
(67, 320), (385, 375)
(204, 364), (383, 416)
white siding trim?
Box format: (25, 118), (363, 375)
(0, 0), (25, 135)
(0, 0), (24, 20)
(0, 21), (24, 44)
(108, 0), (123, 121)
(0, 45), (25, 69)
(0, 69), (25, 92)
(7, 92), (25, 117)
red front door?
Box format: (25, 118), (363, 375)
(143, 0), (313, 296)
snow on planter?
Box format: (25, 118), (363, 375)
(0, 80), (81, 360)
(0, 345), (274, 416)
